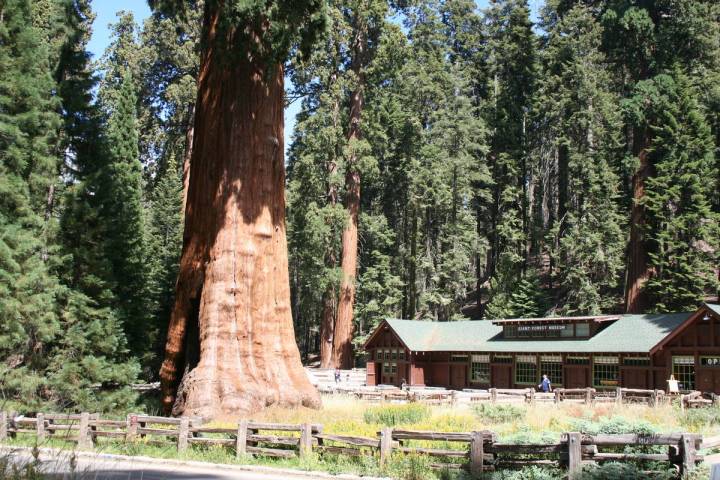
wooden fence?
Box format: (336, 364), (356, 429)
(0, 411), (708, 479)
(353, 386), (675, 407)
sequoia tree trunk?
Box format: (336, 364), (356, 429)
(319, 89), (340, 369)
(332, 24), (366, 369)
(159, 9), (320, 418)
(181, 103), (194, 216)
(624, 129), (652, 313)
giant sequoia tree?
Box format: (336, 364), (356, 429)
(155, 0), (325, 418)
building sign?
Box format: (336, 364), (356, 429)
(517, 324), (565, 332)
(701, 356), (720, 367)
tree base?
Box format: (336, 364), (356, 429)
(171, 363), (320, 419)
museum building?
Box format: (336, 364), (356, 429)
(363, 303), (720, 393)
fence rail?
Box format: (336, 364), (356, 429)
(0, 410), (707, 479)
(351, 386), (682, 407)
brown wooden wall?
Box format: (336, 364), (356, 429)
(365, 308), (720, 393)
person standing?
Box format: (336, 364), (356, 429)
(539, 374), (552, 393)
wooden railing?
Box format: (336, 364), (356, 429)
(0, 411), (707, 479)
(353, 386), (673, 407)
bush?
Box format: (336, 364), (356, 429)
(488, 466), (562, 479)
(385, 454), (435, 480)
(363, 403), (431, 426)
(473, 404), (525, 424)
(577, 463), (675, 480)
(679, 408), (720, 429)
(569, 416), (657, 435)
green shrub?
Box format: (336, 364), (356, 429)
(488, 466), (562, 479)
(577, 463), (675, 480)
(385, 454), (435, 480)
(473, 404), (525, 424)
(569, 416), (657, 435)
(363, 403), (431, 426)
(680, 408), (720, 429)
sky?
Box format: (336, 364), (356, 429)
(88, 0), (543, 155)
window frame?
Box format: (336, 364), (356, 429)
(593, 356), (620, 387)
(515, 355), (538, 385)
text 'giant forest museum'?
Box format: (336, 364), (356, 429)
(363, 303), (720, 393)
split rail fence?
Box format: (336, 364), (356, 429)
(354, 387), (680, 407)
(0, 411), (708, 479)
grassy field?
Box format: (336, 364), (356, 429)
(2, 395), (719, 479)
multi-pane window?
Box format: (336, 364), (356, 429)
(560, 324), (574, 337)
(673, 356), (695, 390)
(378, 348), (406, 361)
(470, 355), (490, 383)
(494, 355), (513, 364)
(540, 355), (563, 386)
(515, 355), (538, 384)
(623, 356), (650, 366)
(382, 362), (397, 374)
(566, 356), (590, 365)
(575, 323), (590, 337)
(593, 356), (619, 387)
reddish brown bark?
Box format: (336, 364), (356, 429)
(625, 130), (653, 313)
(181, 103), (194, 216)
(333, 88), (363, 369)
(159, 10), (320, 418)
(319, 89), (340, 369)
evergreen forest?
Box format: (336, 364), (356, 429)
(0, 0), (718, 412)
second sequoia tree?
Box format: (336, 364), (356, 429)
(154, 0), (325, 418)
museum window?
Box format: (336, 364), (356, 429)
(672, 356), (695, 390)
(494, 354), (513, 364)
(575, 323), (590, 337)
(398, 349), (405, 361)
(623, 356), (650, 366)
(560, 324), (574, 337)
(593, 356), (619, 387)
(540, 355), (563, 386)
(470, 355), (490, 383)
(515, 355), (538, 384)
(566, 356), (589, 365)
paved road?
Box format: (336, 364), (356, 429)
(2, 449), (333, 480)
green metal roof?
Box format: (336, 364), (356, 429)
(385, 312), (693, 354)
(707, 303), (720, 317)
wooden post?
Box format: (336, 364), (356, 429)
(490, 388), (497, 404)
(0, 411), (7, 442)
(127, 414), (138, 441)
(36, 413), (45, 442)
(585, 388), (593, 405)
(177, 418), (189, 452)
(300, 422), (313, 458)
(236, 420), (248, 457)
(470, 431), (484, 477)
(554, 389), (561, 404)
(680, 434), (696, 479)
(616, 387), (623, 405)
(567, 432), (582, 480)
(527, 388), (535, 405)
(78, 412), (92, 449)
(650, 389), (658, 407)
(380, 427), (393, 465)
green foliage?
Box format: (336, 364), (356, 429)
(679, 408), (720, 430)
(577, 463), (674, 480)
(631, 71), (719, 312)
(488, 466), (562, 480)
(363, 403), (431, 426)
(473, 404), (525, 424)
